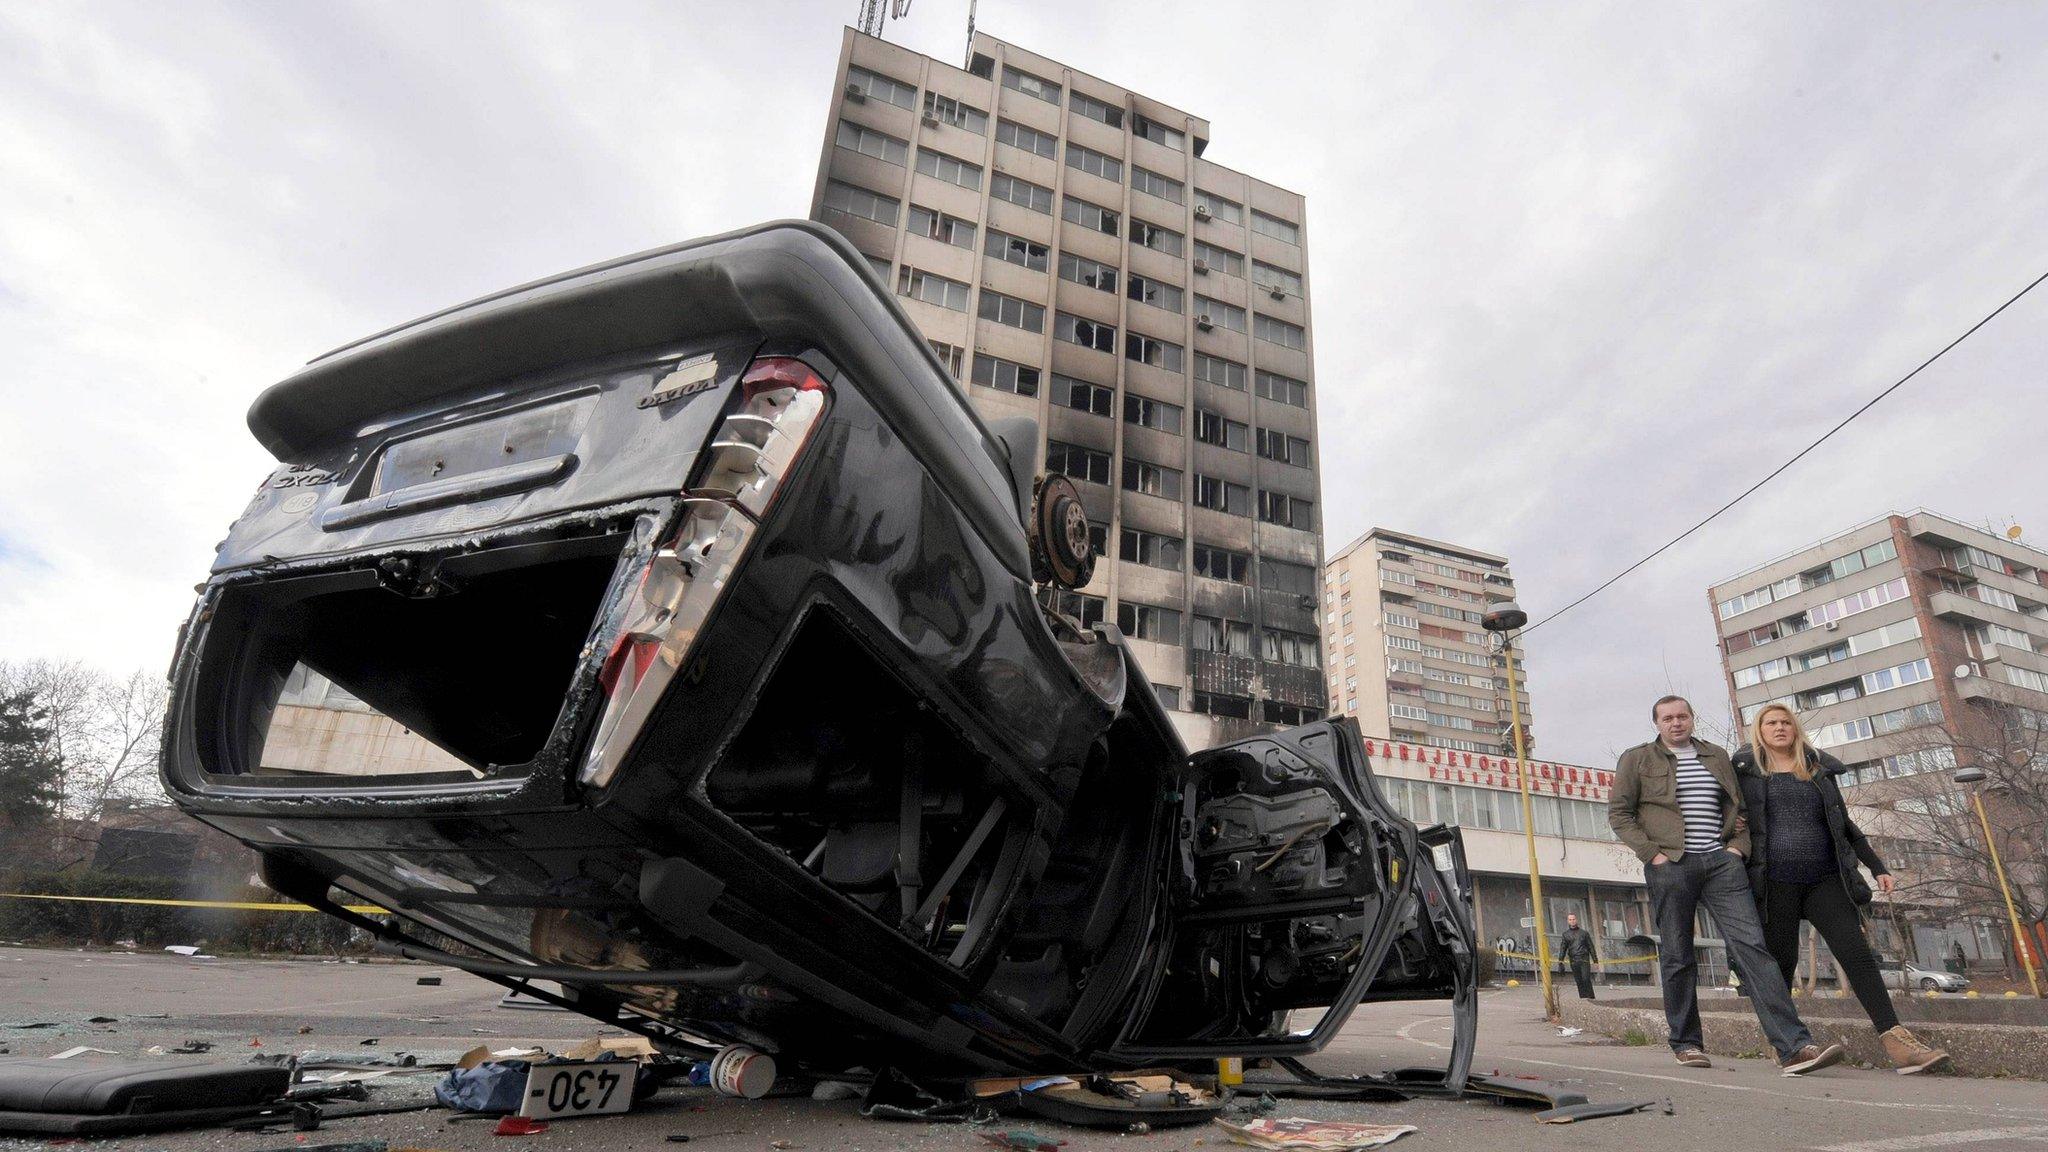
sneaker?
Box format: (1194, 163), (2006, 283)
(1780, 1041), (1846, 1076)
(1880, 1026), (1951, 1075)
(1673, 1048), (1712, 1068)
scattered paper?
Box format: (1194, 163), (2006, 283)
(164, 945), (202, 956)
(1557, 1026), (1584, 1037)
(457, 1044), (549, 1070)
(557, 1036), (658, 1062)
(1215, 1117), (1417, 1150)
(50, 1047), (118, 1060)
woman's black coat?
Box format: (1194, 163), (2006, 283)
(1731, 744), (1889, 919)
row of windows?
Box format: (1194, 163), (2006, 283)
(1043, 441), (1314, 530)
(1002, 361), (1298, 451)
(1067, 141), (1121, 182)
(1379, 777), (1616, 842)
(1838, 745), (1956, 787)
(923, 91), (986, 134)
(997, 118), (1056, 158)
(974, 62), (1300, 242)
(916, 146), (980, 190)
(1717, 539), (1900, 620)
(1801, 700), (1943, 748)
(914, 204), (976, 247)
(898, 266), (969, 311)
(840, 181), (1292, 352)
(839, 114), (1269, 276)
(1040, 532), (1310, 594)
(1189, 615), (1320, 667)
(1971, 622), (2039, 657)
(1732, 617), (1922, 688)
(847, 65), (918, 110)
(970, 217), (1301, 347)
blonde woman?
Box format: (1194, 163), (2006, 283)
(1732, 704), (1950, 1074)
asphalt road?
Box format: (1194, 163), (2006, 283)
(3, 947), (2046, 1151)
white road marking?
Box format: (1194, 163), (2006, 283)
(1813, 1127), (2048, 1151)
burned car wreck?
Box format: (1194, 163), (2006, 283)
(161, 221), (1476, 1083)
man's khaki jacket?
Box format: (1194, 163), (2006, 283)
(1607, 738), (1751, 865)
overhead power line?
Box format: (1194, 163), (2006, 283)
(1523, 266), (2048, 636)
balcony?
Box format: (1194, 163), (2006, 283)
(1930, 590), (2039, 634)
(1956, 673), (2046, 708)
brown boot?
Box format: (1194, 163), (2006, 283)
(1880, 1026), (1951, 1075)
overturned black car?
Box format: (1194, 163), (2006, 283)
(161, 221), (1475, 1081)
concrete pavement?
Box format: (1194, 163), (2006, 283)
(3, 948), (2046, 1151)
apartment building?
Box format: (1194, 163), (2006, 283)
(1711, 510), (2048, 966)
(809, 28), (1323, 749)
(1322, 529), (1531, 757)
(1711, 510), (2048, 785)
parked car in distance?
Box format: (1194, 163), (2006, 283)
(1876, 958), (1969, 993)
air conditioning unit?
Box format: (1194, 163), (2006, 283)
(1267, 284), (1287, 300)
(1196, 315), (1215, 331)
(1194, 204), (1213, 221)
(1193, 259), (1210, 274)
(844, 84), (867, 102)
(921, 114), (941, 128)
(1824, 620), (1840, 631)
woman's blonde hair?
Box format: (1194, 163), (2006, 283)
(1750, 702), (1815, 781)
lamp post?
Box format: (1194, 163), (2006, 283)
(1484, 600), (1556, 1019)
(1954, 765), (2042, 998)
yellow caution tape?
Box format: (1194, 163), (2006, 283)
(1495, 949), (1658, 966)
(0, 892), (387, 915)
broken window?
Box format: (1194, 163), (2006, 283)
(207, 533), (628, 780)
(984, 227), (1048, 271)
(1121, 457), (1182, 501)
(1116, 600), (1183, 644)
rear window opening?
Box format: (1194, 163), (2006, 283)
(195, 531), (629, 783)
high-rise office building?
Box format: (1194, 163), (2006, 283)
(1321, 528), (1531, 756)
(810, 29), (1324, 748)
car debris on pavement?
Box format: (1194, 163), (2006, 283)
(1214, 1116), (1418, 1149)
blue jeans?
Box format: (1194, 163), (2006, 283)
(1648, 849), (1812, 1059)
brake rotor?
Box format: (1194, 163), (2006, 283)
(1030, 474), (1095, 590)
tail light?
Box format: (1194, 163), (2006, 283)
(578, 357), (831, 788)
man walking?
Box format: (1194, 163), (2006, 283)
(1609, 695), (1844, 1076)
(1560, 913), (1598, 999)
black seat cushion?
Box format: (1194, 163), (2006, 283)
(0, 1057), (290, 1115)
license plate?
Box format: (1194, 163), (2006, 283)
(520, 1061), (634, 1119)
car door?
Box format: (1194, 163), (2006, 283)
(1106, 718), (1476, 1067)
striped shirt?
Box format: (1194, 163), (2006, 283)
(1669, 743), (1724, 852)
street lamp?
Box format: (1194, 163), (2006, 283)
(1483, 600), (1557, 1019)
(1954, 765), (2042, 998)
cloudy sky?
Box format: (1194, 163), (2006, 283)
(2, 1), (2043, 765)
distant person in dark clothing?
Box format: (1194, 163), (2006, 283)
(1950, 941), (1968, 976)
(1560, 913), (1598, 999)
(1734, 703), (1950, 1075)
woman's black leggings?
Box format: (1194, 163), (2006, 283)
(1762, 877), (1899, 1032)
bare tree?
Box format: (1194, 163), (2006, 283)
(0, 660), (169, 825)
(1869, 702), (2048, 966)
